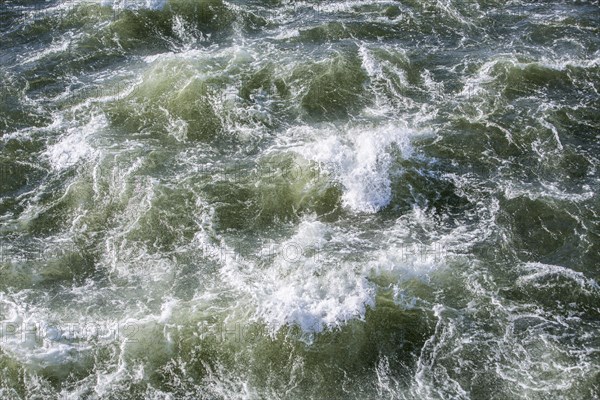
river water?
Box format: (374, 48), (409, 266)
(0, 0), (599, 398)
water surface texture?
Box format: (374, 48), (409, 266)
(0, 0), (599, 398)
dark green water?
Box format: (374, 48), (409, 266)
(0, 0), (599, 398)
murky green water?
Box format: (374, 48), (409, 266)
(1, 0), (599, 398)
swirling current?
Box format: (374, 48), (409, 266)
(0, 0), (599, 399)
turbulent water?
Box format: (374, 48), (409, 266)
(0, 0), (599, 398)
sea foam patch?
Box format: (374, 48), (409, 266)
(100, 0), (167, 11)
(294, 124), (415, 213)
(254, 219), (375, 335)
(43, 115), (105, 171)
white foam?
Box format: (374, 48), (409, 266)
(43, 115), (105, 171)
(294, 124), (415, 213)
(210, 211), (449, 337)
(503, 182), (595, 203)
(0, 296), (92, 368)
(517, 262), (600, 292)
(18, 33), (79, 65)
(100, 0), (167, 11)
(204, 217), (375, 336)
(254, 219), (375, 335)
